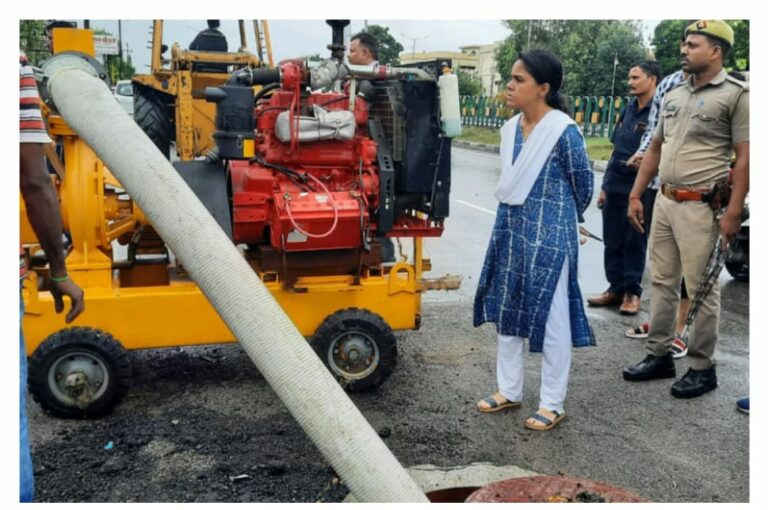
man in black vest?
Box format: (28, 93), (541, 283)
(189, 20), (228, 72)
(588, 61), (661, 316)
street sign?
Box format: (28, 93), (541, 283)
(94, 35), (119, 56)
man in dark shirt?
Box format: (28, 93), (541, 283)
(588, 61), (661, 315)
(189, 20), (228, 73)
(347, 31), (395, 262)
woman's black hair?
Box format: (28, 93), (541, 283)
(517, 49), (569, 114)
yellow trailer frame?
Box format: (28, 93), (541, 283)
(22, 254), (425, 355)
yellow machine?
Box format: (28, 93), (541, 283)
(22, 24), (458, 418)
(131, 20), (273, 160)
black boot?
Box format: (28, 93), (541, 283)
(671, 367), (717, 399)
(623, 354), (676, 381)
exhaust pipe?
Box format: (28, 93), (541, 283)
(42, 53), (428, 503)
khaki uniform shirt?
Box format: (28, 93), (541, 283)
(654, 68), (749, 187)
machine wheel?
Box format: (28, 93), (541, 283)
(27, 327), (132, 419)
(311, 308), (397, 392)
(725, 260), (749, 282)
(133, 84), (172, 159)
(725, 233), (749, 282)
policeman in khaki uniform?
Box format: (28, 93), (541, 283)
(621, 20), (749, 398)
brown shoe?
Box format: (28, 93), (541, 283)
(587, 291), (623, 307)
(619, 294), (640, 315)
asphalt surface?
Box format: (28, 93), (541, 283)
(27, 147), (749, 503)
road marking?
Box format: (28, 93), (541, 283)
(452, 147), (500, 159)
(455, 199), (496, 216)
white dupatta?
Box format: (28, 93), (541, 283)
(494, 109), (576, 205)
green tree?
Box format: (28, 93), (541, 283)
(20, 20), (49, 65)
(104, 54), (136, 82)
(651, 20), (690, 75)
(726, 19), (749, 71)
(496, 20), (571, 82)
(457, 70), (482, 96)
(585, 23), (646, 96)
(652, 19), (749, 74)
(363, 25), (404, 65)
(495, 20), (645, 96)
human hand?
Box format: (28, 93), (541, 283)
(49, 277), (85, 323)
(596, 190), (606, 209)
(719, 211), (742, 250)
(627, 152), (644, 169)
(627, 198), (645, 234)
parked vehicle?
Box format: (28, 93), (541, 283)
(113, 80), (133, 116)
(725, 197), (749, 282)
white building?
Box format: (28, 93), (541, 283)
(399, 40), (504, 96)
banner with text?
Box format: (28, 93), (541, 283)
(94, 35), (119, 56)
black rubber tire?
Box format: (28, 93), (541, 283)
(725, 261), (749, 282)
(133, 84), (173, 159)
(725, 234), (749, 282)
(27, 327), (132, 419)
(310, 308), (397, 392)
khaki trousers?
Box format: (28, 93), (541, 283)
(646, 193), (720, 369)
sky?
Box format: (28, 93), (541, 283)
(81, 19), (661, 73)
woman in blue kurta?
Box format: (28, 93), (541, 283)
(474, 50), (595, 430)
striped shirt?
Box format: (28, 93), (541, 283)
(636, 70), (686, 190)
(20, 51), (52, 279)
(20, 51), (52, 144)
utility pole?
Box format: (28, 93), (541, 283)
(401, 33), (428, 60)
(527, 20), (532, 50)
(118, 20), (124, 70)
(125, 43), (132, 67)
(610, 52), (619, 97)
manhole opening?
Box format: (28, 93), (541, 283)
(426, 486), (481, 503)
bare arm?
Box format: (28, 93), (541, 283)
(629, 135), (661, 197)
(626, 136), (661, 234)
(720, 142), (749, 248)
(20, 143), (67, 275)
(20, 142), (84, 323)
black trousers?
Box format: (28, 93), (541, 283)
(602, 189), (656, 297)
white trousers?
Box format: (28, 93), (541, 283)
(496, 259), (572, 414)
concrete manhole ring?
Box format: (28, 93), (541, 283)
(465, 475), (649, 503)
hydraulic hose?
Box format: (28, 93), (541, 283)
(42, 53), (428, 503)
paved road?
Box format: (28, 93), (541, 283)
(27, 147), (750, 502)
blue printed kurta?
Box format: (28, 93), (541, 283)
(473, 123), (595, 352)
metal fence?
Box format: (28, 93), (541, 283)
(460, 95), (632, 138)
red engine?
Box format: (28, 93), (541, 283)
(202, 55), (452, 270)
(230, 61), (381, 252)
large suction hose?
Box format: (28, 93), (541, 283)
(43, 54), (428, 503)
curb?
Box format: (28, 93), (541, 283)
(452, 139), (499, 154)
(452, 139), (608, 173)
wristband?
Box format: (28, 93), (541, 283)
(50, 274), (69, 282)
(629, 196), (642, 201)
